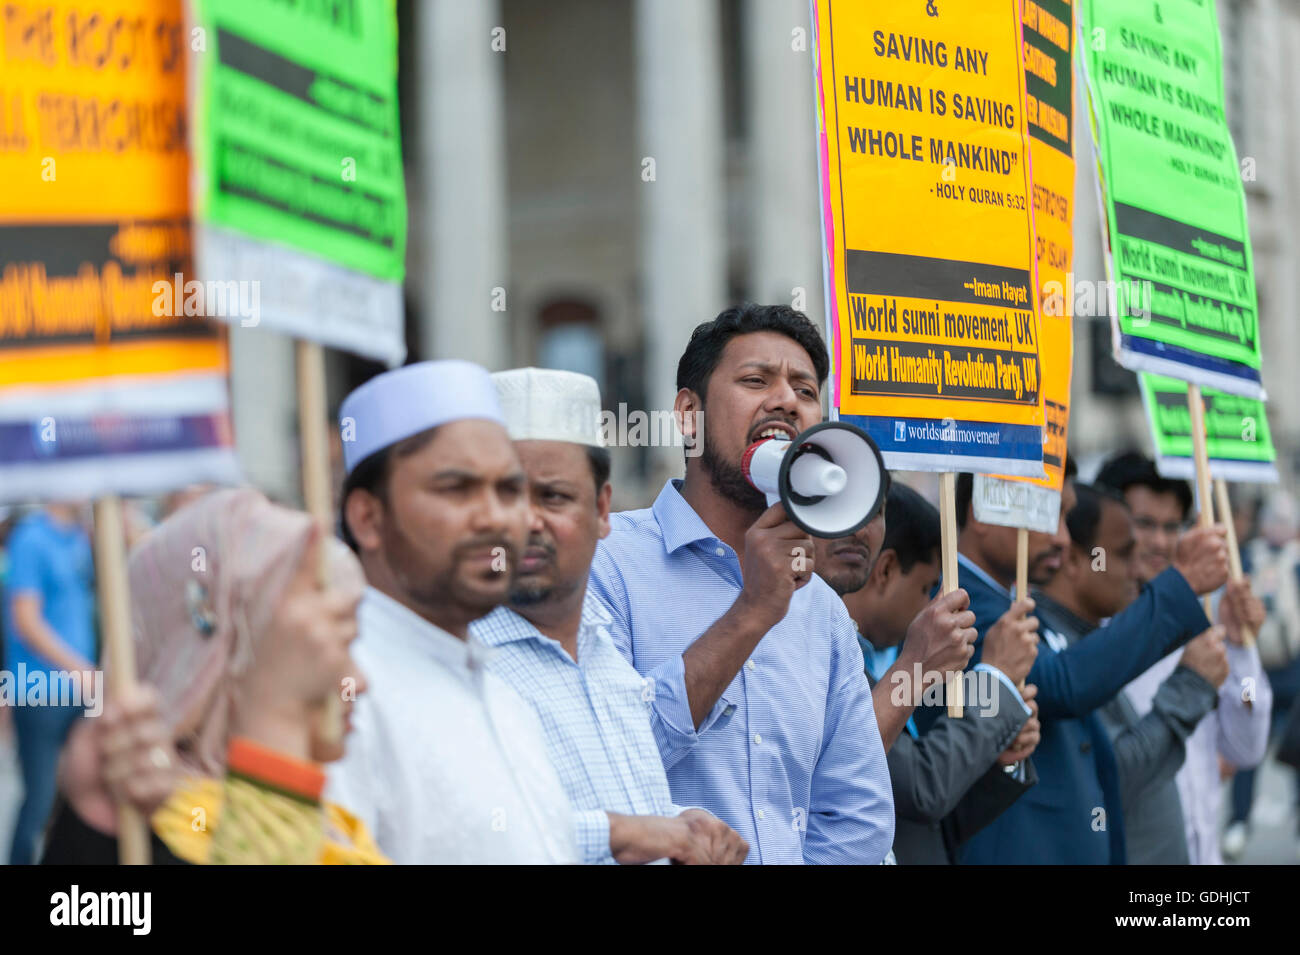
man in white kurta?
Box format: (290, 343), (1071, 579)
(1124, 589), (1272, 865)
(324, 359), (576, 864)
(328, 588), (575, 864)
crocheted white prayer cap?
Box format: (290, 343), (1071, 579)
(491, 367), (605, 448)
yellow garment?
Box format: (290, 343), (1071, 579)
(153, 776), (390, 865)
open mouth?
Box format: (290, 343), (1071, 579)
(752, 422), (797, 443)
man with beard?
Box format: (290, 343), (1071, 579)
(1097, 451), (1272, 864)
(954, 470), (1230, 863)
(589, 304), (893, 864)
(326, 360), (576, 864)
(815, 482), (1041, 864)
(1038, 483), (1227, 863)
(471, 368), (747, 864)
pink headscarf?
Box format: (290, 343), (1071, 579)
(125, 488), (364, 776)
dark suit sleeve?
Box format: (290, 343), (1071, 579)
(1029, 567), (1211, 721)
(1098, 665), (1218, 805)
(945, 756), (1038, 849)
(889, 679), (1028, 824)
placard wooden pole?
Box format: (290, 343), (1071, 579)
(1187, 385), (1215, 619)
(296, 340), (342, 745)
(938, 472), (963, 718)
(1214, 477), (1255, 647)
(1015, 524), (1031, 691)
(1016, 527), (1029, 602)
(94, 496), (149, 865)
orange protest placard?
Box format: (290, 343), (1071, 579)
(0, 0), (239, 501)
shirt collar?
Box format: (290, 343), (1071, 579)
(473, 590), (613, 649)
(362, 586), (493, 671)
(1030, 589), (1093, 638)
(651, 479), (726, 554)
(857, 633), (899, 683)
(957, 552), (1012, 599)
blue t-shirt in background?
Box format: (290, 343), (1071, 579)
(3, 512), (96, 673)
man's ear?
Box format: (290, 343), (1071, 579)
(596, 481), (612, 540)
(869, 548), (898, 594)
(674, 387), (702, 447)
(344, 488), (385, 553)
(1064, 542), (1087, 581)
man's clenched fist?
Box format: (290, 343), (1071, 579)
(898, 588), (977, 680)
(981, 598), (1039, 687)
(1179, 626), (1229, 688)
(737, 503), (816, 627)
(1173, 524), (1230, 596)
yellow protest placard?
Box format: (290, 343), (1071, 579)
(814, 0), (1045, 476)
(976, 0), (1076, 533)
(0, 0), (240, 501)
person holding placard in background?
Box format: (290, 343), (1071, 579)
(1098, 452), (1271, 865)
(954, 467), (1229, 864)
(815, 482), (1042, 864)
(1228, 492), (1300, 859)
(1038, 483), (1226, 864)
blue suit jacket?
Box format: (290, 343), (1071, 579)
(947, 562), (1210, 865)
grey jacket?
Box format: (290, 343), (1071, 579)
(1033, 592), (1218, 864)
(866, 663), (1037, 864)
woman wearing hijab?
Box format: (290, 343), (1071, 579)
(44, 488), (388, 864)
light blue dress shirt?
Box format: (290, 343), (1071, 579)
(472, 594), (681, 865)
(3, 511), (96, 675)
(589, 480), (895, 864)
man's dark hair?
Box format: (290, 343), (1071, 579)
(1095, 449), (1192, 520)
(1065, 482), (1128, 550)
(586, 445), (612, 493)
(1064, 450), (1077, 482)
(955, 472), (974, 530)
(339, 427), (440, 553)
(883, 482), (942, 572)
(676, 303), (829, 399)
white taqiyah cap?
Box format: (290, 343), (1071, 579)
(339, 360), (504, 474)
(491, 367), (605, 448)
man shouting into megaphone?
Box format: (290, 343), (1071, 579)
(589, 304), (894, 864)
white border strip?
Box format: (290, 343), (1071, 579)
(0, 449), (244, 505)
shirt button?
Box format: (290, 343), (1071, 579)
(756, 809), (766, 821)
(723, 705), (734, 716)
(1080, 741), (1092, 754)
(753, 733), (763, 745)
(714, 546), (725, 557)
(745, 660), (756, 672)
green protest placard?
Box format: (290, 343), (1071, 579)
(1079, 0), (1262, 399)
(191, 0), (406, 365)
(1139, 372), (1277, 483)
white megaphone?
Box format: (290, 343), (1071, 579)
(741, 421), (887, 538)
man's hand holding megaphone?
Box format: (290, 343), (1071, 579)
(734, 502), (817, 631)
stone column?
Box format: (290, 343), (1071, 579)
(415, 0), (509, 369)
(635, 0), (727, 480)
(745, 0), (823, 326)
